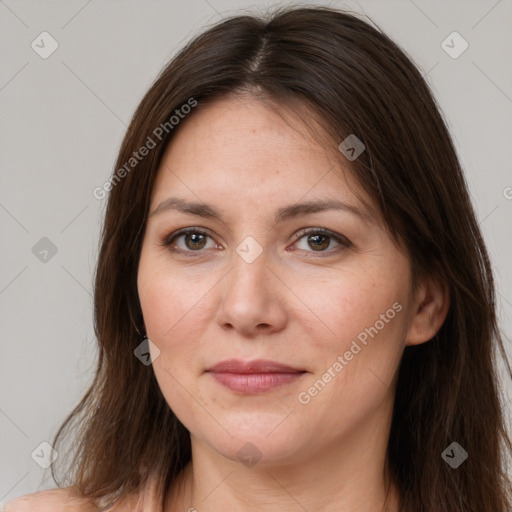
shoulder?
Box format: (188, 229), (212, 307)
(3, 488), (103, 512)
(3, 474), (161, 512)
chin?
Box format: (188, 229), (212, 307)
(191, 415), (312, 467)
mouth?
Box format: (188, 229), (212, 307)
(205, 359), (307, 394)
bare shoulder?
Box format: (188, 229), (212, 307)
(3, 487), (102, 512)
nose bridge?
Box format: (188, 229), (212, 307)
(227, 242), (272, 303)
(216, 240), (287, 335)
(224, 230), (271, 286)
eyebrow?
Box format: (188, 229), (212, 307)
(148, 196), (375, 225)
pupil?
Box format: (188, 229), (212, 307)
(187, 233), (206, 249)
(309, 234), (329, 251)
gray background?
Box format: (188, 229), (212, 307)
(1, 0), (511, 501)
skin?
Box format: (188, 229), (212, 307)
(136, 94), (449, 512)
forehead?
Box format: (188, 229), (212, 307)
(151, 95), (378, 223)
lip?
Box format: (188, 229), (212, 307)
(206, 359), (306, 394)
(207, 358), (304, 374)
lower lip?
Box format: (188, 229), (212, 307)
(208, 372), (304, 393)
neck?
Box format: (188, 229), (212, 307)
(166, 409), (400, 512)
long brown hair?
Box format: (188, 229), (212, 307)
(52, 6), (512, 510)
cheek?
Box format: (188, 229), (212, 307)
(290, 262), (408, 355)
(137, 261), (220, 371)
(139, 255), (204, 331)
(137, 264), (214, 424)
(291, 259), (409, 411)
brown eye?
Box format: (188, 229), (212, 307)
(293, 228), (351, 256)
(163, 228), (217, 254)
(307, 233), (330, 251)
(183, 232), (208, 250)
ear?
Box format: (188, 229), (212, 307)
(405, 275), (450, 346)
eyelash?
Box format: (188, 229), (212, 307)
(160, 227), (352, 257)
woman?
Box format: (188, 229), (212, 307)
(5, 6), (511, 511)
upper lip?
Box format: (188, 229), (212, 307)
(206, 359), (305, 374)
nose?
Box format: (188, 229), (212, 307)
(216, 248), (288, 337)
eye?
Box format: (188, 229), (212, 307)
(160, 227), (351, 257)
(161, 227), (219, 255)
(291, 228), (351, 256)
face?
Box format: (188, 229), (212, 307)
(137, 95), (416, 467)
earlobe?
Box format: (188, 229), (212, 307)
(405, 276), (450, 346)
